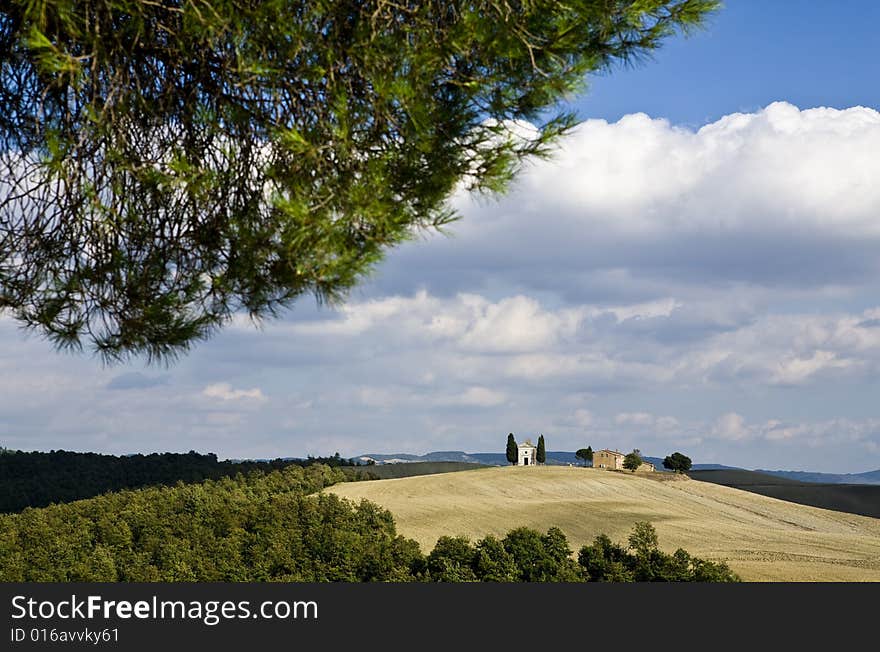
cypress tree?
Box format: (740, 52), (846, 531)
(537, 435), (546, 465)
(506, 434), (518, 465)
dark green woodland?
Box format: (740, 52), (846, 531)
(0, 448), (363, 513)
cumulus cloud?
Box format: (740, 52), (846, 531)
(247, 291), (880, 391)
(370, 102), (880, 300)
(355, 386), (399, 409)
(447, 386), (507, 407)
(106, 373), (169, 391)
(573, 409), (594, 427)
(202, 383), (267, 403)
(705, 413), (880, 450)
(711, 412), (751, 441)
(283, 291), (585, 354)
(616, 412), (656, 426)
(613, 412), (681, 433)
(523, 103), (880, 232)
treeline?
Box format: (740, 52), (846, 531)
(426, 522), (738, 582)
(0, 448), (364, 513)
(0, 464), (738, 582)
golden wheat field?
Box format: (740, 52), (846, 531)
(327, 466), (880, 581)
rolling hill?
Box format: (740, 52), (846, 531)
(687, 469), (880, 519)
(327, 465), (880, 582)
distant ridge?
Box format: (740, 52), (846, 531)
(357, 450), (578, 466)
(754, 468), (880, 486)
(687, 469), (880, 518)
(357, 451), (484, 464)
(356, 451), (740, 470)
(355, 451), (880, 484)
(641, 456), (742, 472)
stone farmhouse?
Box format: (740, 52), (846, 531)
(593, 448), (625, 470)
(593, 448), (655, 472)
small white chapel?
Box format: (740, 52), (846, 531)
(517, 439), (537, 466)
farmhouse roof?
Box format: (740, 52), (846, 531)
(597, 449), (624, 457)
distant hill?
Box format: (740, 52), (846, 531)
(357, 451), (485, 464)
(464, 452), (582, 466)
(687, 469), (880, 519)
(355, 461), (488, 479)
(356, 451), (880, 485)
(467, 452), (509, 465)
(641, 456), (742, 472)
(359, 450), (741, 470)
(754, 468), (880, 485)
(358, 450), (581, 466)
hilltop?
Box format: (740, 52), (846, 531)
(357, 450), (878, 480)
(327, 465), (880, 582)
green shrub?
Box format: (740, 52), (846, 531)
(578, 522), (740, 582)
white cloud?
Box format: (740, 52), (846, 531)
(613, 412), (680, 433)
(711, 412), (751, 441)
(450, 386), (507, 408)
(572, 409), (594, 428)
(222, 291), (880, 391)
(655, 416), (681, 431)
(601, 299), (682, 322)
(373, 101), (880, 305)
(513, 102), (880, 234)
(202, 383), (267, 403)
(698, 308), (880, 386)
(616, 412), (656, 426)
(704, 413), (880, 451)
(770, 350), (853, 385)
(456, 295), (583, 352)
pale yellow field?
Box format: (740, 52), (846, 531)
(327, 466), (880, 581)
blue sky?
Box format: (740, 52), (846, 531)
(574, 1), (880, 126)
(3, 2), (880, 472)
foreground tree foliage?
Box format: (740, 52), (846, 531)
(0, 0), (717, 361)
(578, 521), (739, 582)
(428, 527), (581, 582)
(426, 522), (739, 582)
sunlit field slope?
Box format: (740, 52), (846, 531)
(328, 466), (880, 581)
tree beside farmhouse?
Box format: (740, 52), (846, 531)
(623, 450), (643, 473)
(663, 452), (693, 473)
(575, 447), (593, 467)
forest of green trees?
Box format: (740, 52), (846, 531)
(0, 448), (365, 513)
(0, 463), (738, 582)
